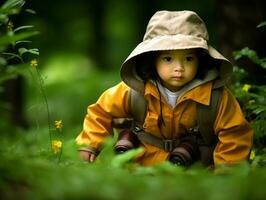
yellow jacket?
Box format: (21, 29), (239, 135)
(76, 81), (253, 166)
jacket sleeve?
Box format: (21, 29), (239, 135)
(76, 82), (130, 150)
(213, 87), (253, 166)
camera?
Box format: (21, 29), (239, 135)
(114, 130), (140, 154)
(168, 137), (199, 166)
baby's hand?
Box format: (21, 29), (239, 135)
(79, 150), (96, 163)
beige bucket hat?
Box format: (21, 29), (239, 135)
(120, 10), (232, 92)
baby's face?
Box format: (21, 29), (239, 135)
(155, 49), (199, 92)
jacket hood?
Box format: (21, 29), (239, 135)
(120, 10), (233, 93)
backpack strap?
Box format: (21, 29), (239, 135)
(196, 86), (223, 145)
(112, 88), (147, 129)
(128, 88), (147, 125)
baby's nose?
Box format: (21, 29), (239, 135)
(174, 61), (184, 71)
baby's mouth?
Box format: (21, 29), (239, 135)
(172, 75), (184, 80)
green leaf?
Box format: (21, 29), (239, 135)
(0, 0), (24, 16)
(13, 25), (34, 33)
(233, 47), (258, 61)
(259, 58), (266, 69)
(257, 21), (266, 28)
(111, 147), (144, 168)
(0, 31), (39, 46)
(1, 52), (22, 61)
(1, 0), (25, 10)
(233, 47), (266, 69)
(18, 47), (27, 56)
(25, 9), (36, 14)
(15, 40), (32, 45)
(253, 106), (266, 115)
(252, 120), (266, 139)
(18, 47), (39, 56)
(0, 7), (20, 16)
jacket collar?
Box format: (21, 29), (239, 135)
(144, 80), (213, 106)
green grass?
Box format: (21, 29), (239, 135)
(1, 127), (266, 200)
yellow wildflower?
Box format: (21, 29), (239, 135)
(52, 140), (62, 154)
(30, 59), (38, 68)
(250, 150), (255, 161)
(242, 84), (251, 92)
(55, 120), (63, 130)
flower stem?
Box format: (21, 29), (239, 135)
(35, 67), (52, 151)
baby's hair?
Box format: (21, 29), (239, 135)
(196, 49), (221, 79)
(135, 51), (158, 82)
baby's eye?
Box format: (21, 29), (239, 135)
(185, 56), (194, 62)
(162, 56), (172, 62)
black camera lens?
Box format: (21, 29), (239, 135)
(114, 130), (140, 154)
(169, 140), (199, 166)
(169, 155), (186, 166)
(114, 146), (130, 154)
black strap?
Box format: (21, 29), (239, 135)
(112, 118), (180, 152)
(132, 124), (181, 152)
